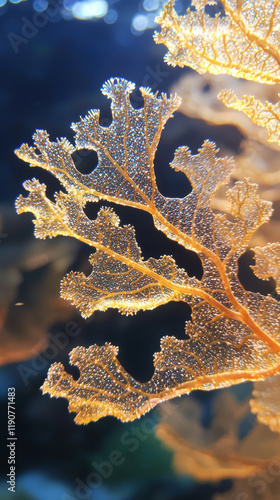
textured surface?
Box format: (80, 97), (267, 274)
(250, 373), (280, 433)
(16, 78), (280, 423)
(252, 243), (280, 293)
(219, 90), (280, 145)
(154, 0), (280, 84)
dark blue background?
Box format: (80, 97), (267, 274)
(0, 1), (252, 499)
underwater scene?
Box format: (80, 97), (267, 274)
(0, 0), (280, 499)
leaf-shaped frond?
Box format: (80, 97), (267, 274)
(154, 0), (280, 84)
(213, 179), (273, 257)
(15, 78), (181, 215)
(250, 373), (280, 433)
(16, 180), (197, 317)
(171, 73), (280, 151)
(16, 79), (280, 422)
(42, 299), (280, 423)
(219, 90), (280, 145)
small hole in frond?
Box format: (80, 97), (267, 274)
(99, 106), (112, 127)
(83, 201), (101, 220)
(83, 200), (204, 280)
(129, 88), (145, 110)
(99, 116), (112, 128)
(205, 1), (225, 17)
(65, 363), (80, 381)
(115, 302), (192, 382)
(154, 113), (193, 198)
(72, 149), (98, 175)
(238, 250), (277, 296)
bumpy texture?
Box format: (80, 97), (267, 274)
(15, 78), (280, 423)
(155, 0), (280, 148)
(154, 0), (280, 84)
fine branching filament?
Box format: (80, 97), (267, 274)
(15, 78), (280, 423)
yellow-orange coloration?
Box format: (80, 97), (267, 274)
(15, 77), (280, 423)
(214, 476), (280, 499)
(251, 243), (280, 293)
(250, 373), (280, 433)
(171, 73), (280, 150)
(218, 90), (280, 145)
(156, 392), (280, 481)
(154, 0), (280, 84)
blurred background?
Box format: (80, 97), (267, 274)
(0, 0), (278, 499)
